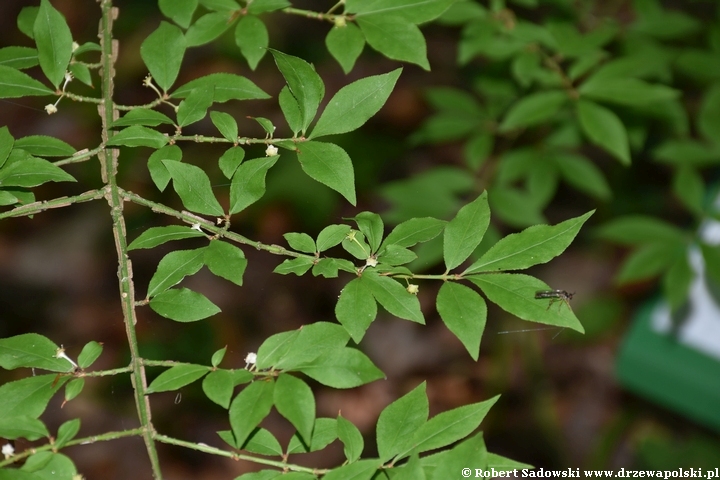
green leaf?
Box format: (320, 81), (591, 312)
(279, 86), (302, 135)
(0, 46), (39, 70)
(199, 0), (239, 11)
(357, 15), (429, 70)
(111, 108), (175, 128)
(594, 216), (686, 245)
(346, 0), (456, 23)
(0, 65), (54, 98)
(468, 273), (584, 332)
(148, 145), (182, 192)
(249, 116), (275, 136)
(362, 270), (424, 323)
(149, 288), (221, 322)
(295, 141), (356, 205)
(0, 157), (75, 188)
(176, 87), (214, 127)
(392, 454), (425, 480)
(653, 140), (720, 167)
(148, 248), (206, 298)
(147, 364), (210, 393)
(274, 322), (350, 371)
(55, 418), (81, 448)
(68, 62), (91, 87)
(34, 0), (73, 88)
(274, 374), (315, 443)
(256, 330), (299, 370)
(486, 452), (533, 471)
(163, 160), (224, 216)
(128, 225), (205, 250)
(555, 153), (611, 201)
(229, 155), (279, 214)
(297, 347), (385, 388)
(241, 428), (283, 456)
(211, 346), (227, 367)
(287, 417), (338, 454)
(0, 127), (13, 167)
(273, 257), (314, 276)
(247, 0), (291, 14)
(701, 243), (720, 286)
(14, 135), (73, 157)
(64, 377), (84, 402)
(159, 0), (198, 28)
(382, 217), (446, 249)
(185, 12), (235, 47)
(323, 460), (380, 480)
(311, 69), (402, 139)
(672, 166), (704, 216)
(444, 192), (490, 270)
(204, 240), (247, 286)
(229, 380), (275, 447)
(72, 42), (101, 56)
(172, 73), (270, 102)
(21, 452), (77, 478)
(218, 146), (245, 179)
(284, 232), (316, 253)
(336, 277), (377, 343)
(0, 333), (72, 372)
(579, 77), (679, 108)
(436, 283), (486, 360)
(312, 258), (341, 278)
(0, 416), (48, 441)
(316, 224), (352, 252)
(577, 99), (630, 165)
(352, 212), (384, 253)
(326, 24), (365, 74)
(377, 244), (417, 266)
(77, 341), (103, 369)
(406, 396), (499, 458)
(465, 211), (593, 274)
(210, 111), (239, 143)
(662, 253), (693, 312)
(17, 6), (39, 39)
(270, 50), (325, 133)
(338, 414), (364, 463)
(698, 83), (720, 144)
(202, 370), (234, 408)
(616, 242), (684, 285)
(140, 21), (186, 92)
(106, 125), (169, 148)
(235, 15), (268, 70)
(431, 433), (488, 480)
(0, 374), (68, 419)
(376, 382), (428, 462)
(498, 91), (567, 132)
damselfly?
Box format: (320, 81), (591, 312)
(535, 290), (574, 310)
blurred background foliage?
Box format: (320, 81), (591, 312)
(2, 0), (720, 477)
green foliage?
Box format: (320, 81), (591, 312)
(0, 0), (607, 477)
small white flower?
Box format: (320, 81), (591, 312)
(44, 104), (58, 115)
(2, 443), (14, 459)
(365, 256), (378, 268)
(191, 223), (202, 232)
(244, 352), (257, 367)
(64, 71), (74, 84)
(55, 346), (78, 369)
(265, 144), (278, 156)
(72, 41), (80, 52)
(406, 284), (419, 295)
